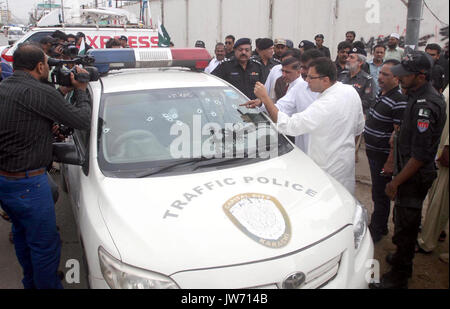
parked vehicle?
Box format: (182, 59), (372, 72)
(1, 25), (158, 63)
(53, 48), (374, 289)
(7, 27), (25, 45)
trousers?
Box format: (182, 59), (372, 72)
(0, 173), (63, 289)
(367, 152), (392, 237)
(389, 179), (432, 277)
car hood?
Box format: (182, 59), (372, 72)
(98, 149), (356, 275)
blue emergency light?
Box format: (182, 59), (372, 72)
(86, 48), (211, 74)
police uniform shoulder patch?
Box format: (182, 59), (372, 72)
(418, 107), (431, 118)
(417, 119), (430, 133)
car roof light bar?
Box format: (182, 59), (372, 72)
(87, 48), (211, 74)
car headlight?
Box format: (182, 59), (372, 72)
(352, 200), (368, 251)
(98, 246), (179, 289)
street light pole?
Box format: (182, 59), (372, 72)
(5, 0), (8, 23)
(404, 0), (423, 51)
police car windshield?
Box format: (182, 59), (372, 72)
(98, 86), (293, 177)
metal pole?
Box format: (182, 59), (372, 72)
(61, 0), (65, 23)
(404, 0), (423, 51)
(268, 0), (274, 39)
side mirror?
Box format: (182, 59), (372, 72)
(53, 142), (84, 166)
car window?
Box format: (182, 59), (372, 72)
(98, 86), (293, 177)
(24, 31), (53, 43)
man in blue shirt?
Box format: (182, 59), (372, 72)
(368, 44), (386, 94)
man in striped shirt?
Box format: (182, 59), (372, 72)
(364, 59), (407, 243)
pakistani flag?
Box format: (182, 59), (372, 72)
(78, 37), (87, 56)
(158, 20), (171, 47)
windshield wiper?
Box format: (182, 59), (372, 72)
(134, 157), (214, 177)
(192, 157), (254, 171)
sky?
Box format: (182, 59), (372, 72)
(6, 0), (93, 24)
(7, 0), (39, 23)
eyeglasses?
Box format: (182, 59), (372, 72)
(306, 75), (325, 80)
(225, 41), (233, 45)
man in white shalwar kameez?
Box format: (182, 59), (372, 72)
(254, 57), (365, 194)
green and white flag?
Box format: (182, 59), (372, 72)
(78, 37), (87, 55)
(158, 20), (171, 47)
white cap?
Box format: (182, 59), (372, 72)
(390, 33), (400, 40)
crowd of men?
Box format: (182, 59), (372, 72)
(0, 28), (448, 289)
(207, 31), (448, 289)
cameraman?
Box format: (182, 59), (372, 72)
(0, 43), (91, 289)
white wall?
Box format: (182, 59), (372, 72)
(122, 0), (449, 57)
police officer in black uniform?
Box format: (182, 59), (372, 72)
(370, 51), (446, 289)
(212, 38), (265, 100)
(251, 38), (280, 83)
(338, 46), (376, 115)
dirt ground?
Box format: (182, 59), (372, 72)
(355, 145), (449, 289)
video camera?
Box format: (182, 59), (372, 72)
(48, 55), (99, 87)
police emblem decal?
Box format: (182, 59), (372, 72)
(223, 193), (291, 248)
(417, 119), (430, 133)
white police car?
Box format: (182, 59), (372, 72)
(55, 48), (374, 289)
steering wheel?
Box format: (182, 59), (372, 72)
(111, 130), (165, 160)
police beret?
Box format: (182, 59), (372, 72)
(298, 40), (315, 50)
(119, 35), (128, 41)
(391, 51), (432, 77)
(257, 38), (274, 50)
(195, 40), (205, 48)
(349, 47), (367, 56)
(234, 38), (252, 49)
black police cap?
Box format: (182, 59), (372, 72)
(391, 51), (433, 77)
(349, 47), (367, 57)
(234, 38), (252, 49)
(298, 40), (315, 50)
